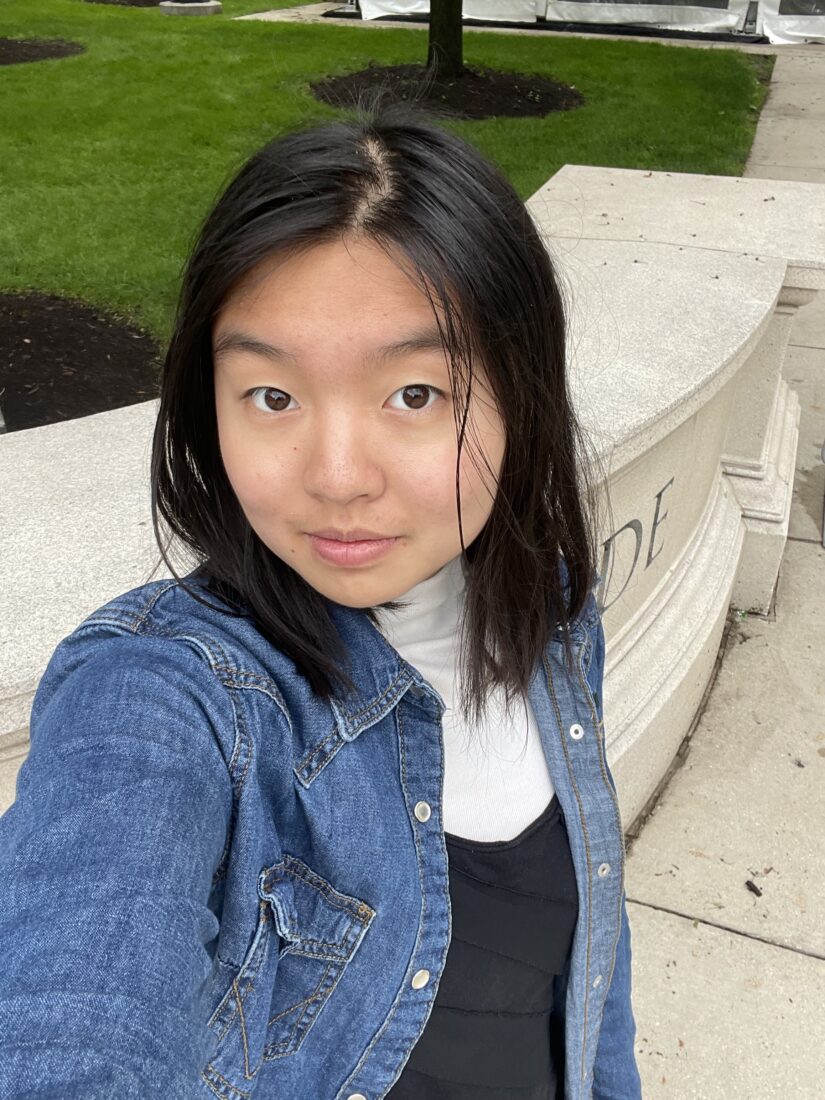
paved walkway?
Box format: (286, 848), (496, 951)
(233, 11), (825, 1093)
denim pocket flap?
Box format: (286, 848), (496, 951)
(258, 854), (376, 962)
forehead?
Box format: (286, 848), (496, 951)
(212, 239), (471, 368)
(215, 237), (439, 322)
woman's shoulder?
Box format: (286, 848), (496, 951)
(67, 569), (236, 640)
(32, 570), (289, 743)
(54, 569), (270, 679)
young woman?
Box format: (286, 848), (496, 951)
(0, 98), (641, 1099)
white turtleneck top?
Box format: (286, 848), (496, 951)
(372, 554), (556, 843)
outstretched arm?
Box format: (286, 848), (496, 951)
(0, 633), (234, 1099)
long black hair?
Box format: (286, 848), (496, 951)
(150, 92), (608, 730)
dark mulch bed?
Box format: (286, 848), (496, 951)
(0, 293), (163, 433)
(83, 0), (161, 7)
(311, 62), (584, 121)
(0, 38), (86, 65)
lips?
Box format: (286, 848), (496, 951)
(308, 534), (399, 567)
(311, 528), (394, 542)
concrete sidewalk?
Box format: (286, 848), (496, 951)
(624, 48), (825, 1100)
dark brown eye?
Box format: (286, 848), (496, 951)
(402, 385), (431, 410)
(262, 389), (291, 412)
(390, 384), (445, 413)
(247, 387), (294, 414)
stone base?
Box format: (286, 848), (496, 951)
(724, 380), (801, 615)
(606, 474), (744, 831)
(159, 1), (222, 14)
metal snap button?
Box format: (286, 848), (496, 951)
(592, 974), (603, 988)
(597, 863), (611, 877)
(569, 723), (585, 740)
(411, 969), (430, 989)
(348, 1094), (368, 1100)
(414, 801), (432, 823)
(409, 685), (425, 698)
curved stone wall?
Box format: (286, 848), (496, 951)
(527, 166), (824, 828)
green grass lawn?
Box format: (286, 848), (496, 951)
(0, 0), (774, 343)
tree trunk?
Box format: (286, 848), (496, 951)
(427, 0), (464, 78)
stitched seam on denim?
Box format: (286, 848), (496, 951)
(338, 672), (408, 725)
(295, 723), (344, 783)
(275, 940), (354, 959)
(260, 859), (373, 971)
(263, 959), (340, 1057)
(201, 1065), (251, 1100)
(99, 627), (279, 795)
(296, 676), (410, 784)
(74, 581), (180, 636)
(134, 580), (183, 629)
(211, 900), (270, 1041)
(212, 689), (254, 888)
(213, 996), (234, 1044)
(283, 853), (371, 915)
(281, 855), (375, 921)
(72, 616), (146, 639)
(98, 610), (289, 717)
(577, 639), (624, 996)
(213, 1000), (235, 1046)
(200, 1069), (227, 1100)
(294, 683), (408, 780)
(212, 665), (290, 709)
(544, 649), (592, 1086)
(335, 704), (438, 1094)
(123, 626), (235, 685)
(266, 987), (324, 1025)
(232, 979), (254, 1080)
(576, 638), (615, 1077)
(229, 688), (254, 794)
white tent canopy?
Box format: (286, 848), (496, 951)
(356, 0), (825, 43)
(359, 2), (540, 21)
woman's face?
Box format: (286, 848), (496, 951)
(212, 236), (506, 608)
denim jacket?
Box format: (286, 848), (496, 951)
(0, 561), (642, 1100)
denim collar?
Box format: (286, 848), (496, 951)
(188, 554), (591, 746)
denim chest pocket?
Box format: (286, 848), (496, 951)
(203, 854), (376, 1098)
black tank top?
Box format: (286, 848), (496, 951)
(385, 792), (579, 1099)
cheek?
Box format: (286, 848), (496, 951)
(457, 419), (505, 510)
(217, 422), (280, 518)
(393, 439), (461, 518)
(457, 452), (496, 513)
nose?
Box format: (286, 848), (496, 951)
(302, 412), (385, 504)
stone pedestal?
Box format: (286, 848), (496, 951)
(722, 287), (816, 613)
(159, 1), (222, 14)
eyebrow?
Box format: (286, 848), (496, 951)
(212, 325), (447, 366)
